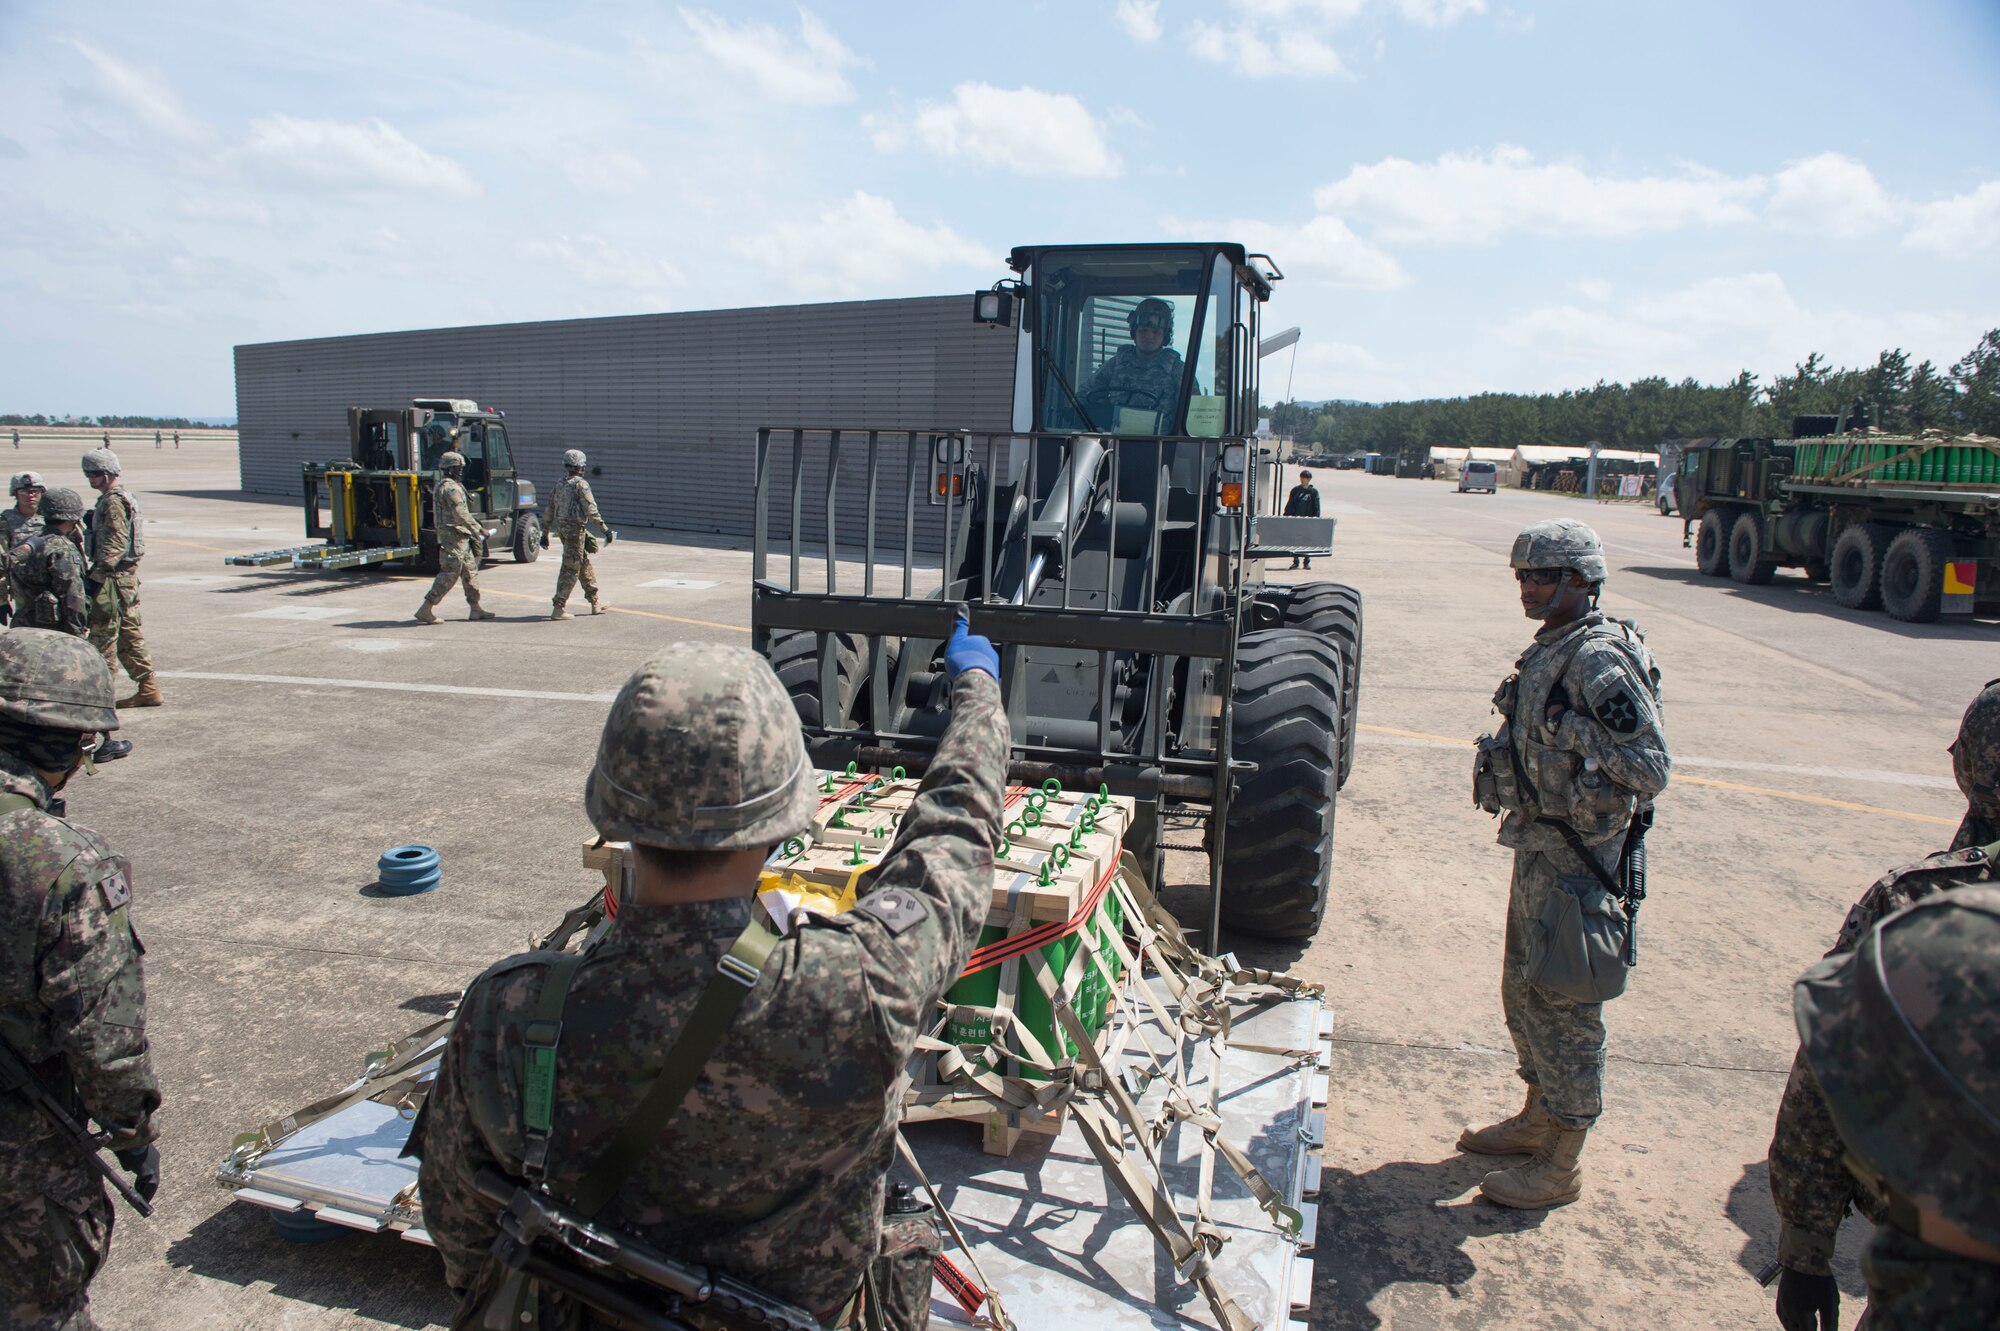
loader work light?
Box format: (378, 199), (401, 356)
(972, 289), (1015, 326)
(1219, 482), (1244, 511)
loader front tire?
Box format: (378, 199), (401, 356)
(1265, 582), (1364, 789)
(768, 630), (869, 729)
(1216, 629), (1342, 940)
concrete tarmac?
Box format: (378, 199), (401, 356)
(11, 437), (1980, 1330)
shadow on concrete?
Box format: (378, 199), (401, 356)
(1624, 565), (2000, 639)
(1723, 1159), (1868, 1300)
(399, 992), (459, 1016)
(1156, 883), (1313, 971)
(1311, 1154), (1547, 1330)
(165, 1200), (451, 1330)
(155, 488), (272, 504)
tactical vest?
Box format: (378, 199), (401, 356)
(89, 490), (144, 566)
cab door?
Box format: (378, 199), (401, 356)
(484, 423), (518, 529)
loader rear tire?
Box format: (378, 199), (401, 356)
(1265, 582), (1364, 789)
(1216, 629), (1342, 940)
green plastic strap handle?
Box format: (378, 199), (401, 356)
(1027, 790), (1047, 813)
(1050, 843), (1071, 869)
(1041, 777), (1063, 795)
(1006, 819), (1027, 839)
(891, 765), (907, 779)
(844, 761), (859, 777)
(781, 837), (807, 860)
(998, 837), (1012, 860)
(1023, 807), (1042, 828)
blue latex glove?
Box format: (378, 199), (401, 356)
(944, 609), (999, 681)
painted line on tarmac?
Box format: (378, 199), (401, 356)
(158, 670), (617, 704)
(474, 586), (749, 633)
(1358, 722), (1958, 826)
(154, 536), (250, 555)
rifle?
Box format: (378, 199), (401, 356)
(0, 1035), (153, 1218)
(475, 1167), (822, 1331)
(1538, 802), (1654, 965)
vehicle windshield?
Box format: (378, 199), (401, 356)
(1031, 248), (1208, 436)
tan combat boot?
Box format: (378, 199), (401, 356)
(116, 678), (163, 709)
(1478, 1124), (1588, 1209)
(588, 598), (609, 615)
(1457, 1085), (1551, 1155)
(550, 603), (572, 621)
(468, 601), (496, 621)
(415, 600), (440, 625)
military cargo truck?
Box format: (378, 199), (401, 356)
(1679, 428), (2000, 621)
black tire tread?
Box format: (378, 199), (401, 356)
(768, 630), (867, 728)
(1830, 522), (1895, 611)
(1695, 510), (1728, 577)
(1881, 527), (1952, 623)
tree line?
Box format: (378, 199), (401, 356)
(1270, 328), (2000, 462)
(0, 414), (232, 428)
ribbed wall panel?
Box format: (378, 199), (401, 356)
(234, 297), (1016, 548)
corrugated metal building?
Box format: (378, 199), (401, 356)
(233, 296), (1016, 542)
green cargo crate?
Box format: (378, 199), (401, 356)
(943, 885), (1124, 1081)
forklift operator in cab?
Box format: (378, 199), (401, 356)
(1085, 297), (1190, 430)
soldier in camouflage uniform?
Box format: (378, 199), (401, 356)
(1460, 518), (1670, 1209)
(0, 630), (158, 1330)
(413, 616), (1007, 1328)
(545, 448), (613, 620)
(79, 450), (159, 709)
(16, 491), (131, 763)
(1765, 679), (2000, 1331)
(1084, 297), (1191, 431)
(1791, 886), (2000, 1329)
(2, 471), (46, 623)
(415, 450), (496, 624)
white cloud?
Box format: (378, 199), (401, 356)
(1185, 0), (1482, 77)
(1904, 181), (2000, 261)
(1313, 144), (1764, 243)
(1392, 0), (1486, 25)
(1766, 152), (1901, 237)
(1164, 213), (1408, 289)
(57, 37), (212, 146)
(1188, 20), (1346, 77)
(520, 234), (687, 299)
(675, 7), (861, 107)
(1116, 0), (1165, 42)
(731, 191), (990, 295)
(874, 84), (1121, 179)
(1570, 277), (1611, 302)
(237, 115), (481, 198)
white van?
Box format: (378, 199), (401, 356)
(1458, 460), (1498, 493)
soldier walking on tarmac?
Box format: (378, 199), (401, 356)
(79, 450), (160, 709)
(413, 614), (1007, 1329)
(1764, 679), (2000, 1331)
(0, 630), (160, 1330)
(1788, 886), (2000, 1328)
(1460, 518), (1670, 1209)
(17, 489), (132, 762)
(415, 450), (495, 624)
(544, 448), (613, 620)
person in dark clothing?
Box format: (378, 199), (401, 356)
(1285, 469), (1321, 569)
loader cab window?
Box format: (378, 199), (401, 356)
(1031, 248), (1206, 437)
(486, 425), (512, 472)
(457, 422), (488, 489)
(1184, 254), (1238, 437)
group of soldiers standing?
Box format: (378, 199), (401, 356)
(415, 447), (614, 625)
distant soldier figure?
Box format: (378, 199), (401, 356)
(1790, 886), (2000, 1328)
(545, 448), (613, 620)
(1461, 518), (1670, 1209)
(1, 472), (46, 625)
(79, 449), (160, 709)
(17, 489), (132, 762)
(413, 619), (1007, 1329)
(0, 630), (158, 1329)
(1284, 468), (1320, 570)
(1765, 680), (2000, 1331)
(1084, 297), (1190, 431)
(415, 450), (495, 625)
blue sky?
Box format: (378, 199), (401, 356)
(2, 0), (1996, 415)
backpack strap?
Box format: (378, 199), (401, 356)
(519, 952), (585, 1183)
(0, 793), (40, 817)
(568, 915), (779, 1217)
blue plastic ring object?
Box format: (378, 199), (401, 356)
(270, 1207), (346, 1244)
(376, 845), (441, 895)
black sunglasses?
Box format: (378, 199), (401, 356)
(1515, 569), (1566, 587)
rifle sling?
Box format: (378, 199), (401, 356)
(1535, 815), (1642, 907)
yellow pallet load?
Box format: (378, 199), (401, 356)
(216, 764), (1332, 1331)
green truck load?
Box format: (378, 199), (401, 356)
(1679, 430), (2000, 622)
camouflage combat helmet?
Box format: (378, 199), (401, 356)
(1128, 297), (1174, 340)
(585, 642), (814, 851)
(80, 447), (121, 477)
(41, 487), (86, 523)
(1509, 518), (1608, 584)
(12, 470), (44, 492)
(1950, 679), (2000, 820)
(563, 449), (587, 468)
(1795, 885), (2000, 1251)
(437, 451), (466, 472)
(0, 629), (120, 733)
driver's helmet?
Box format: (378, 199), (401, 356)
(1128, 298), (1174, 342)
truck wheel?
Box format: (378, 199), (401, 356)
(1217, 629), (1341, 939)
(1727, 511), (1776, 584)
(1261, 582), (1364, 789)
(1830, 523), (1894, 610)
(1695, 510), (1728, 576)
(768, 630), (869, 728)
(513, 514), (542, 563)
(1880, 528), (1952, 623)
